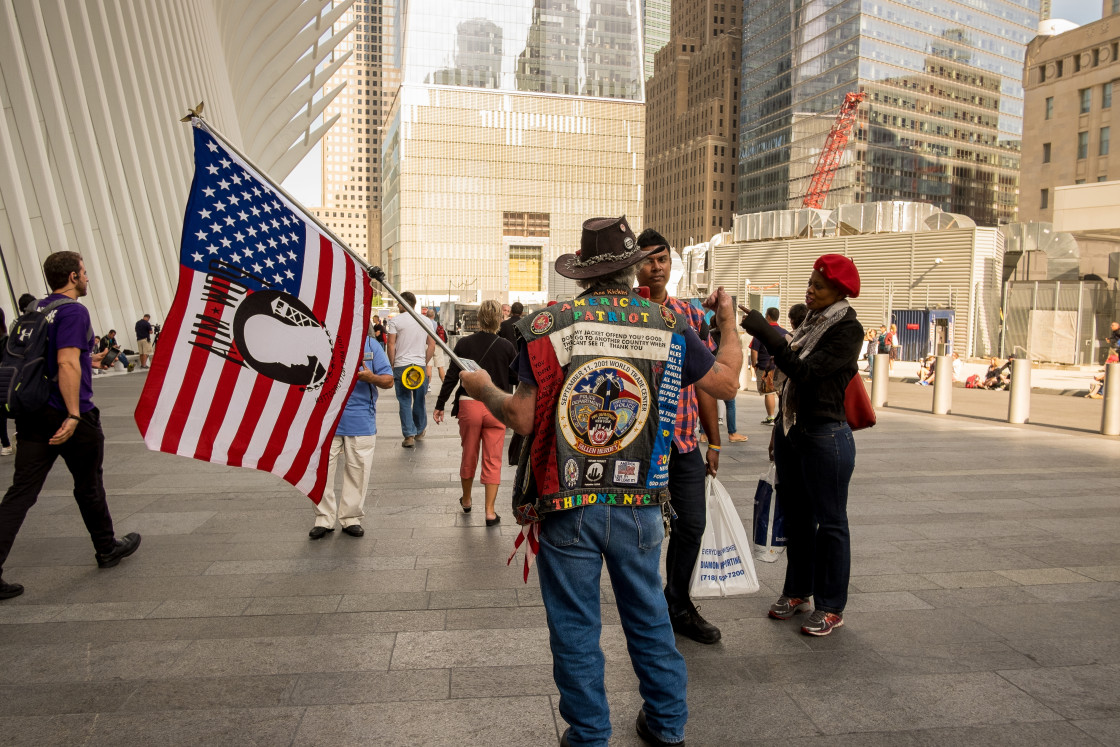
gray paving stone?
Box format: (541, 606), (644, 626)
(119, 674), (298, 711)
(391, 628), (550, 670)
(1074, 565), (1120, 582)
(146, 597), (253, 619)
(290, 669), (450, 705)
(427, 588), (519, 609)
(313, 609), (445, 634)
(0, 639), (192, 684)
(849, 574), (943, 593)
(785, 671), (1062, 734)
(994, 567), (1095, 585)
(443, 605), (548, 630)
(872, 641), (1038, 675)
(1072, 717), (1120, 745)
(999, 664), (1120, 720)
(336, 591), (431, 612)
(242, 595), (342, 616)
(52, 601), (161, 622)
(294, 696), (557, 746)
(450, 665), (560, 698)
(0, 681), (137, 716)
(1006, 637), (1120, 668)
(0, 714), (96, 746)
(167, 633), (396, 677)
(842, 591), (934, 612)
(87, 706), (304, 746)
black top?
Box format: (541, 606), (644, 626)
(498, 314), (522, 345)
(135, 319), (152, 341)
(435, 331), (518, 414)
(769, 308), (863, 426)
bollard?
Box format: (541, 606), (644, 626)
(871, 353), (889, 407)
(1007, 357), (1032, 424)
(931, 355), (952, 414)
(1103, 363), (1120, 436)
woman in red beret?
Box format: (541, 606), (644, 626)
(741, 253), (864, 636)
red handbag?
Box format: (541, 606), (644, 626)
(845, 373), (876, 431)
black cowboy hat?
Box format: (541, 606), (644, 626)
(554, 216), (662, 279)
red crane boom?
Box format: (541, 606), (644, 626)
(802, 91), (866, 209)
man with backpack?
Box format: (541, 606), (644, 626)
(0, 252), (141, 601)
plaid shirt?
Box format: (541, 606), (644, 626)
(665, 296), (714, 453)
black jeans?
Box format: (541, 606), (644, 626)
(773, 420), (856, 614)
(0, 407), (115, 577)
(664, 443), (706, 613)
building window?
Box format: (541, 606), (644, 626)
(502, 212), (549, 237)
(1080, 88), (1092, 113)
(1042, 142), (1051, 163)
(1078, 131), (1089, 159)
(1099, 175), (1109, 181)
(1045, 96), (1054, 119)
(1101, 126), (1111, 156)
(1106, 82), (1114, 109)
(1040, 189), (1048, 209)
(508, 245), (542, 292)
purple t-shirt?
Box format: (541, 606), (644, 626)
(39, 294), (95, 413)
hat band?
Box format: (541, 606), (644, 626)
(573, 247), (643, 268)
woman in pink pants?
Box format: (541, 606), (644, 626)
(434, 300), (517, 526)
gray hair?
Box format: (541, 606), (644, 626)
(577, 266), (637, 291)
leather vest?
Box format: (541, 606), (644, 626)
(514, 285), (687, 516)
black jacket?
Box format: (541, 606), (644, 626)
(498, 314), (522, 345)
(769, 308), (864, 426)
(435, 331), (517, 416)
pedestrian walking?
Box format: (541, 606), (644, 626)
(425, 308), (449, 382)
(433, 300), (516, 526)
(742, 253), (863, 637)
(743, 307), (787, 426)
(0, 252), (141, 601)
(385, 291), (436, 447)
(635, 228), (725, 645)
(458, 215), (743, 746)
(309, 333), (394, 540)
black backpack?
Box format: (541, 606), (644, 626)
(0, 298), (81, 416)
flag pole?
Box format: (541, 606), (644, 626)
(181, 105), (474, 373)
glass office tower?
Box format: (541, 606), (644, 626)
(738, 0), (1039, 226)
(382, 0), (645, 304)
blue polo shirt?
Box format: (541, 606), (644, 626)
(336, 337), (393, 436)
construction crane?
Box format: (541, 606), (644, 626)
(802, 91), (866, 209)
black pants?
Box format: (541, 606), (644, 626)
(0, 407), (115, 577)
(664, 443), (706, 613)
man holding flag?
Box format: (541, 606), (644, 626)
(135, 121), (372, 504)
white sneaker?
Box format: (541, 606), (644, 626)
(1, 447), (12, 456)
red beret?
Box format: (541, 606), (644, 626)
(814, 254), (860, 298)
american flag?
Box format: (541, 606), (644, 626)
(135, 124), (372, 503)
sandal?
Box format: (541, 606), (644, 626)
(459, 496), (471, 513)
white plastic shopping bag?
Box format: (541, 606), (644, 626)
(688, 476), (760, 597)
(752, 463), (786, 563)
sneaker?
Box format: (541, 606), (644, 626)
(0, 447), (11, 456)
(402, 436), (415, 448)
(0, 579), (24, 600)
(768, 595), (811, 620)
(94, 533), (141, 568)
(728, 433), (748, 442)
(760, 417), (775, 426)
(801, 609), (844, 636)
(669, 604), (721, 644)
(127, 363), (135, 372)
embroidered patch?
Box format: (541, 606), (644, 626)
(613, 460), (639, 485)
(659, 304), (676, 329)
(530, 311), (554, 335)
(584, 459), (607, 487)
(563, 458), (580, 488)
(558, 358), (651, 457)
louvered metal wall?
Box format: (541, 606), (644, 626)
(710, 228), (1005, 357)
(0, 0), (351, 348)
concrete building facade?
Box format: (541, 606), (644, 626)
(0, 0), (352, 349)
(738, 0), (1038, 226)
(381, 0), (645, 305)
(1020, 1), (1120, 224)
(644, 0), (740, 250)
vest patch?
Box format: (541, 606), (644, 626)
(559, 357), (651, 457)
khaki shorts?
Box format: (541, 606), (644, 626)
(138, 339), (154, 355)
(433, 348), (449, 369)
(755, 368), (776, 395)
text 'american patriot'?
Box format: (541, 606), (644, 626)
(135, 124), (372, 503)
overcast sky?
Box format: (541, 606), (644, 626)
(1051, 0), (1103, 25)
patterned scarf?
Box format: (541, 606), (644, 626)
(777, 299), (851, 435)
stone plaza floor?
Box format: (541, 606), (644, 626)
(0, 372), (1117, 745)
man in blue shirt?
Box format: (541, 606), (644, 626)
(0, 252), (141, 601)
(309, 334), (394, 539)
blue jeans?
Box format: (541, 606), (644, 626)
(393, 366), (428, 437)
(724, 397), (737, 434)
(537, 505), (687, 746)
(773, 420), (856, 613)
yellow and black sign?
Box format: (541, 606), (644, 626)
(401, 364), (426, 390)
